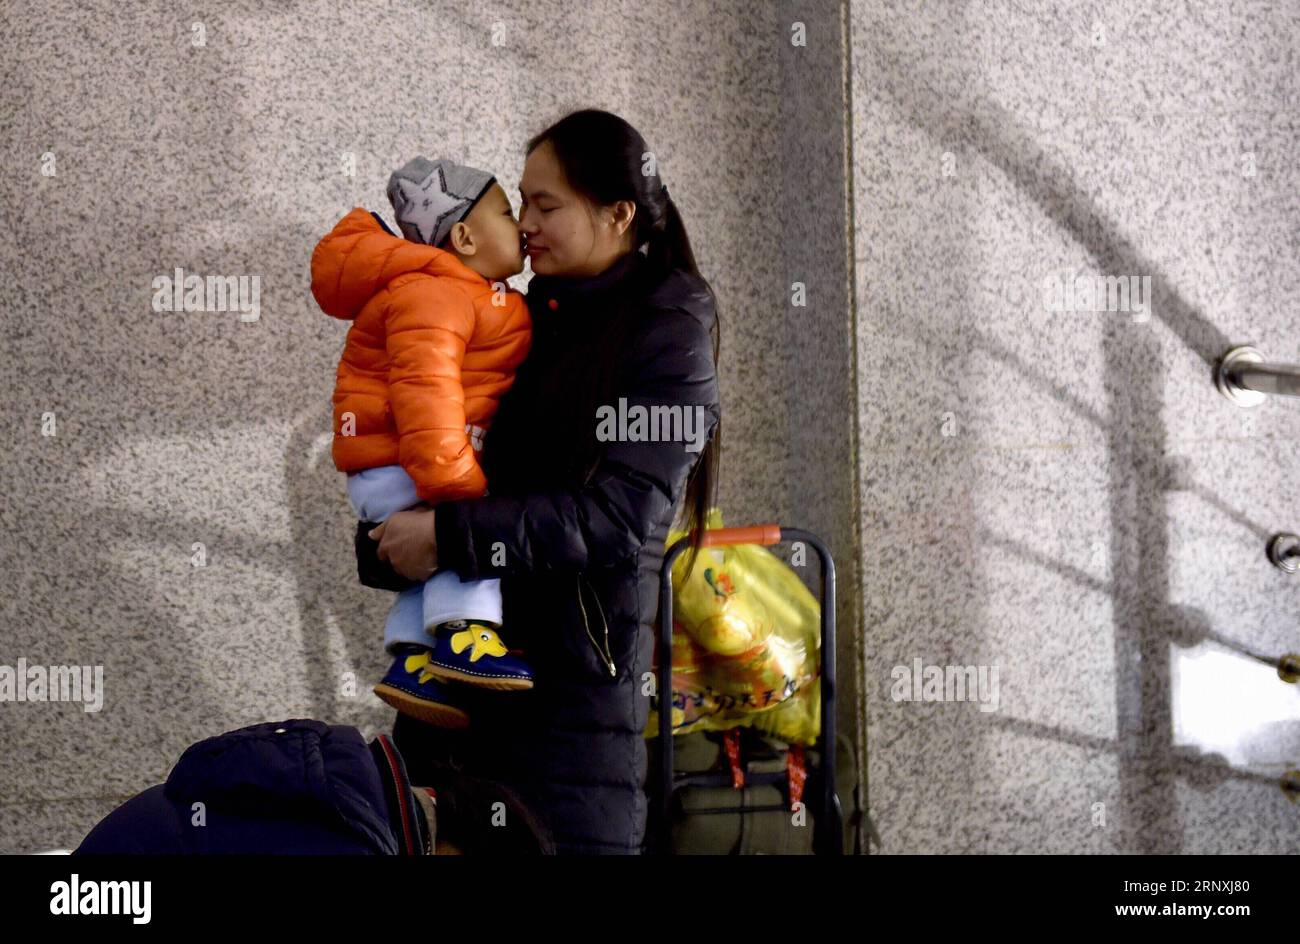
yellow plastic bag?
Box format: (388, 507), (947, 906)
(645, 508), (822, 745)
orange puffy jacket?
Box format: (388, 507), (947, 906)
(311, 208), (532, 502)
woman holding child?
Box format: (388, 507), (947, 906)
(350, 109), (722, 855)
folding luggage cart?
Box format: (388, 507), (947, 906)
(651, 524), (845, 855)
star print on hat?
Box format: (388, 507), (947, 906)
(386, 156), (497, 248)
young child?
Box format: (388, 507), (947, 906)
(310, 156), (533, 729)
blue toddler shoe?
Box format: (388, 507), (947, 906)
(422, 621), (534, 690)
(373, 649), (471, 728)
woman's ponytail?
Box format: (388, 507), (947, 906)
(642, 187), (697, 279)
(639, 186), (719, 584)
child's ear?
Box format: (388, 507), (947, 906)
(446, 221), (476, 256)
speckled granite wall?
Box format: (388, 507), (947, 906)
(0, 1), (862, 852)
(851, 0), (1300, 852)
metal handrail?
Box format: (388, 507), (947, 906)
(1216, 346), (1300, 406)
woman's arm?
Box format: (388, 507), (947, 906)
(376, 307), (719, 581)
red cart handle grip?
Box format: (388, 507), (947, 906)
(691, 524), (782, 548)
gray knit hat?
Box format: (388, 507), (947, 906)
(386, 156), (497, 248)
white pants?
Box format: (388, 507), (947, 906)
(346, 463), (501, 652)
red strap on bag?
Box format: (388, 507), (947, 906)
(723, 728), (744, 789)
(786, 744), (807, 809)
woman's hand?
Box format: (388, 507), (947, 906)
(368, 506), (439, 582)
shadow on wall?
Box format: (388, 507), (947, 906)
(867, 37), (1288, 852)
(44, 215), (395, 761)
(284, 401), (396, 733)
(62, 338), (392, 737)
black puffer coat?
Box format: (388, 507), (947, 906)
(362, 246), (720, 854)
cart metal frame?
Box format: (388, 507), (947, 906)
(653, 524), (844, 854)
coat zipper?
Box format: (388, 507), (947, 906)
(576, 574), (616, 677)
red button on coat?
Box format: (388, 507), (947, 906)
(547, 298), (559, 310)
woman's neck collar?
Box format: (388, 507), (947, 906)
(528, 245), (651, 315)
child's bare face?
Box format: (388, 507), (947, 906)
(460, 183), (525, 280)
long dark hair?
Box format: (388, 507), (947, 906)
(525, 109), (721, 581)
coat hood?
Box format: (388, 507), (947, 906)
(310, 207), (491, 322)
(163, 718), (400, 854)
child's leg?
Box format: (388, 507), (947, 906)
(375, 585), (471, 729)
(383, 584), (432, 655)
(419, 577), (531, 689)
(346, 464), (421, 523)
(422, 573), (503, 630)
